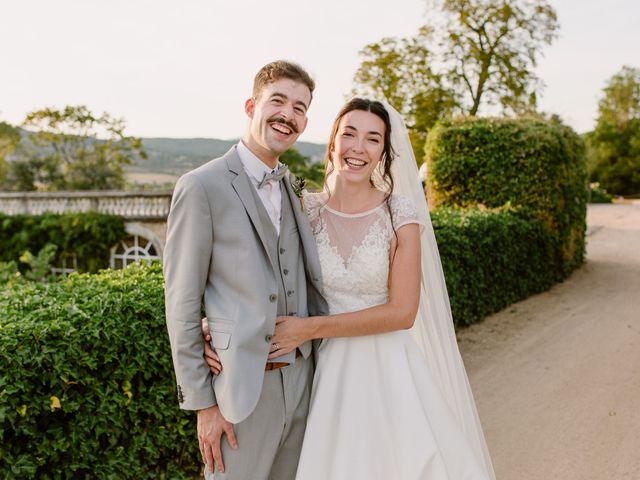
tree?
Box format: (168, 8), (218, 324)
(353, 27), (459, 157)
(587, 66), (640, 195)
(10, 105), (146, 191)
(281, 147), (325, 191)
(0, 121), (21, 185)
(352, 0), (559, 155)
(436, 0), (558, 115)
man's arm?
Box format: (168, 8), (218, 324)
(164, 173), (216, 410)
(164, 173), (238, 474)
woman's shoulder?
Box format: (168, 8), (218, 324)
(302, 189), (326, 204)
(387, 193), (420, 228)
(301, 190), (328, 218)
(388, 193), (417, 215)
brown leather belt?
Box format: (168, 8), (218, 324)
(265, 350), (302, 371)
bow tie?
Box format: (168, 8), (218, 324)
(257, 164), (288, 189)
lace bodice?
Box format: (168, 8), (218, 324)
(303, 192), (419, 315)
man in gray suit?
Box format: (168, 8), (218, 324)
(164, 60), (327, 479)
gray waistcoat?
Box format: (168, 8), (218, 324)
(248, 181), (311, 362)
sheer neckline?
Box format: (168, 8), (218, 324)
(322, 201), (387, 218)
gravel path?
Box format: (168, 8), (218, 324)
(458, 202), (640, 480)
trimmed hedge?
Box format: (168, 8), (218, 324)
(0, 263), (199, 479)
(432, 208), (556, 326)
(425, 117), (588, 279)
(0, 212), (127, 273)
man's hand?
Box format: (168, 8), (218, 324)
(202, 317), (222, 375)
(197, 405), (238, 474)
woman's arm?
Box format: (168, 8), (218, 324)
(269, 223), (421, 359)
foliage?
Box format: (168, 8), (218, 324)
(588, 183), (613, 204)
(0, 260), (22, 285)
(426, 116), (588, 278)
(281, 147), (325, 191)
(5, 105), (146, 191)
(586, 66), (640, 195)
(353, 27), (458, 157)
(435, 0), (558, 115)
(432, 207), (556, 325)
(352, 0), (559, 154)
(0, 212), (127, 273)
(0, 263), (200, 478)
(19, 244), (58, 282)
(0, 121), (22, 185)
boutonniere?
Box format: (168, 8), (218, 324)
(291, 175), (307, 209)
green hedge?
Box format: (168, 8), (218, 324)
(0, 212), (126, 273)
(0, 263), (199, 479)
(426, 117), (588, 279)
(432, 208), (556, 326)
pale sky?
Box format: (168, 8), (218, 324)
(1, 0), (638, 143)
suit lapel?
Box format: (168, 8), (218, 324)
(227, 148), (278, 273)
(282, 175), (323, 287)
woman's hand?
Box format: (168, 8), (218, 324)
(202, 317), (222, 375)
(268, 316), (311, 360)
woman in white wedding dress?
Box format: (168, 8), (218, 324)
(268, 99), (496, 480)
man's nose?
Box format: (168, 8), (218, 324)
(280, 103), (295, 120)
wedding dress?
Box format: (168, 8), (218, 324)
(294, 192), (492, 480)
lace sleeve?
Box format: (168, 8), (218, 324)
(302, 191), (323, 231)
(389, 194), (421, 230)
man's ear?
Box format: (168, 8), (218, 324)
(244, 98), (255, 118)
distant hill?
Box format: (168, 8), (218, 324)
(134, 137), (326, 176)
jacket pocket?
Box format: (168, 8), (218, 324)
(207, 317), (234, 350)
(211, 331), (231, 350)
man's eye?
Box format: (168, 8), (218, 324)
(294, 107), (305, 115)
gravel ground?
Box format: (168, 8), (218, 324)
(458, 202), (640, 480)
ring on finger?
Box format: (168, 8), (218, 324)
(273, 342), (280, 351)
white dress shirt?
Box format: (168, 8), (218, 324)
(237, 141), (283, 236)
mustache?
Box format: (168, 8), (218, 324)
(268, 116), (299, 134)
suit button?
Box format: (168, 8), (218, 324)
(283, 269), (289, 275)
(287, 290), (294, 297)
(280, 247), (285, 254)
(265, 334), (273, 342)
(269, 294), (277, 302)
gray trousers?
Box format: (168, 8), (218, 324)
(206, 355), (313, 480)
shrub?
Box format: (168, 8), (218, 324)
(426, 117), (588, 279)
(588, 183), (613, 204)
(432, 207), (556, 326)
(0, 212), (126, 273)
(0, 263), (200, 479)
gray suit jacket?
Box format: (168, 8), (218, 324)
(164, 146), (327, 424)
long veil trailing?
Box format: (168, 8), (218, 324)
(381, 102), (496, 479)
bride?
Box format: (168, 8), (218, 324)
(270, 98), (494, 479)
(207, 98), (495, 479)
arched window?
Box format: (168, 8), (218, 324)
(109, 223), (163, 269)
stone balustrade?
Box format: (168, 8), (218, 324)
(0, 191), (173, 220)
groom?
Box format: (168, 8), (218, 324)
(164, 60), (327, 479)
